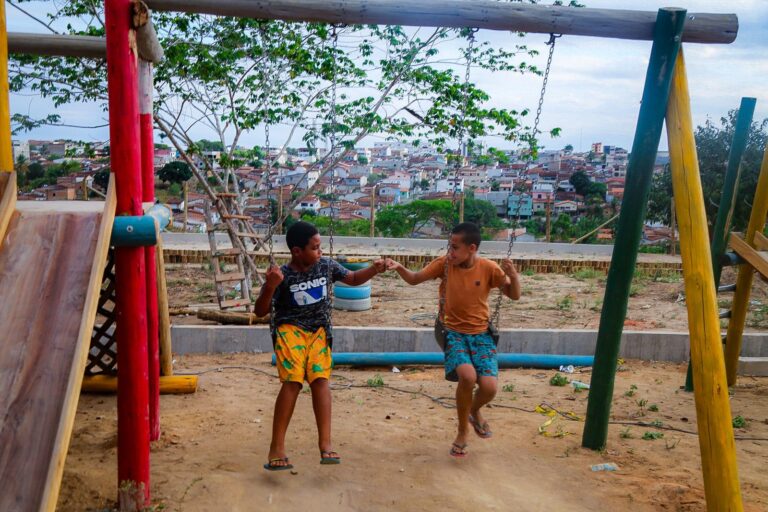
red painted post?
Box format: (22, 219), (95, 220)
(139, 58), (161, 442)
(105, 0), (150, 506)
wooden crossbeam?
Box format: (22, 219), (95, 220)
(729, 232), (768, 279)
(752, 231), (768, 251)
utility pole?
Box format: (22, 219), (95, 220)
(545, 196), (552, 242)
(183, 180), (188, 232)
(670, 196), (676, 256)
(278, 184), (284, 235)
(369, 184), (376, 237)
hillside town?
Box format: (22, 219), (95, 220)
(11, 138), (673, 243)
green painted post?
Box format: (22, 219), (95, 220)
(683, 96), (756, 392)
(582, 8), (686, 451)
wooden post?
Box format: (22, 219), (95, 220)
(684, 96), (755, 392)
(369, 184), (376, 237)
(582, 8), (685, 451)
(459, 191), (465, 223)
(0, 1), (12, 174)
(545, 199), (551, 242)
(183, 180), (188, 231)
(666, 48), (743, 511)
(105, 0), (151, 506)
(724, 146), (768, 385)
(143, 0), (738, 44)
(155, 233), (173, 376)
(139, 58), (161, 442)
(711, 97), (757, 287)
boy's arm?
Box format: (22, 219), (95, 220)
(500, 259), (521, 300)
(386, 259), (435, 286)
(254, 265), (283, 317)
(341, 259), (386, 286)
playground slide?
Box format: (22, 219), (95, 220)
(0, 174), (114, 512)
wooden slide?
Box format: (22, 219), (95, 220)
(0, 173), (115, 512)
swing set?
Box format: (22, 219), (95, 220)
(0, 1), (755, 511)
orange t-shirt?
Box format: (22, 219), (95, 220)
(423, 255), (507, 334)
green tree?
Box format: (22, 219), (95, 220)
(158, 161), (193, 184)
(647, 111), (767, 229)
(569, 171), (591, 197)
(93, 169), (110, 191)
(27, 162), (44, 180)
(357, 155), (369, 165)
(14, 155), (29, 188)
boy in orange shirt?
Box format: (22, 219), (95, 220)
(386, 222), (520, 457)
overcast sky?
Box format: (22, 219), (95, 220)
(7, 0), (768, 153)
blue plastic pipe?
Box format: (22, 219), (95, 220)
(271, 352), (594, 369)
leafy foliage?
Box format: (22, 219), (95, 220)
(158, 161), (193, 184)
(647, 111), (768, 229)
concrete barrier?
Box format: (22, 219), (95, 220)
(170, 325), (768, 363)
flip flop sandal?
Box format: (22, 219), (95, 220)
(469, 414), (493, 439)
(450, 442), (468, 458)
(320, 451), (341, 464)
(264, 457), (293, 471)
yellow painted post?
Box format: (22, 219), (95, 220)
(665, 49), (743, 512)
(0, 1), (13, 174)
(724, 145), (768, 385)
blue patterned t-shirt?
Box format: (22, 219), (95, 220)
(272, 257), (349, 337)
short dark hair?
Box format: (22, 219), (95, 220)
(286, 221), (319, 250)
(451, 222), (481, 248)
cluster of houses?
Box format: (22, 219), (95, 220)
(14, 138), (671, 240)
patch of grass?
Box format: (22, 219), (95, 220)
(522, 268), (536, 276)
(732, 415), (747, 428)
(649, 419), (663, 428)
(642, 431), (664, 441)
(549, 373), (569, 386)
(590, 299), (603, 312)
(502, 383), (515, 393)
(652, 271), (682, 283)
(557, 296), (573, 311)
(532, 275), (545, 281)
(624, 384), (638, 397)
(620, 426), (633, 439)
(366, 374), (385, 388)
(648, 404), (659, 412)
(629, 283), (645, 297)
(571, 268), (599, 281)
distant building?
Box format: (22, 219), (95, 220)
(508, 193), (533, 219)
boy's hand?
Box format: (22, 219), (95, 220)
(372, 259), (387, 274)
(385, 258), (402, 271)
(265, 265), (284, 287)
(501, 259), (518, 278)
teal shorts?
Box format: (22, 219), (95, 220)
(444, 328), (498, 382)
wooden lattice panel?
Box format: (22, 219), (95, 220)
(87, 248), (117, 375)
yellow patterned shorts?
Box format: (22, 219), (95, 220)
(274, 324), (332, 384)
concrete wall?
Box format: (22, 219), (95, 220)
(171, 325), (768, 363)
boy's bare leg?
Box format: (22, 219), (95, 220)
(470, 376), (498, 428)
(310, 378), (334, 454)
(453, 364), (477, 452)
(268, 381), (302, 464)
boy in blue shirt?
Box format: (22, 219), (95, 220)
(255, 221), (386, 470)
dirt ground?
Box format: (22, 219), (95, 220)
(58, 354), (768, 511)
(167, 263), (768, 332)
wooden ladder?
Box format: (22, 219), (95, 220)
(204, 194), (258, 311)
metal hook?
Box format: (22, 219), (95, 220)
(546, 33), (562, 46)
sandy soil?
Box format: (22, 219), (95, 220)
(167, 264), (768, 332)
(58, 354), (768, 511)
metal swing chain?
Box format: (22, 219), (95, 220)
(327, 25), (340, 311)
(491, 34), (560, 325)
(452, 28), (478, 204)
(529, 33), (561, 162)
(440, 28), (478, 325)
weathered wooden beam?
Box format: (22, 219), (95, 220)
(729, 233), (768, 279)
(8, 32), (106, 58)
(146, 0), (737, 44)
